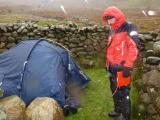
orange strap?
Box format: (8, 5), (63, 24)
(117, 71), (131, 87)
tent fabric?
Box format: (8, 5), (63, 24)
(0, 39), (89, 106)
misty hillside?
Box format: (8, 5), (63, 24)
(0, 0), (160, 10)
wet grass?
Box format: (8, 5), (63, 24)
(65, 68), (114, 120)
(65, 68), (139, 120)
(0, 15), (33, 23)
(0, 14), (86, 27)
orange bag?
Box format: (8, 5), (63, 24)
(117, 71), (131, 87)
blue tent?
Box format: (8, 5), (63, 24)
(0, 39), (90, 107)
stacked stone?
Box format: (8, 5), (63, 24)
(138, 29), (160, 120)
(0, 22), (109, 67)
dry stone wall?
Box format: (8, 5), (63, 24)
(0, 22), (109, 67)
(138, 29), (160, 120)
(0, 22), (160, 119)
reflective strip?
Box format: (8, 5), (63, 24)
(126, 96), (130, 99)
(122, 41), (124, 56)
(129, 31), (138, 36)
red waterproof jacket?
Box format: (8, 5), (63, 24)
(102, 6), (139, 68)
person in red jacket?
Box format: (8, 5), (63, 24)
(102, 6), (139, 120)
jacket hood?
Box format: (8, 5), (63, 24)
(102, 6), (126, 30)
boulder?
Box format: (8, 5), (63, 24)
(25, 97), (64, 120)
(155, 97), (160, 112)
(145, 50), (154, 57)
(145, 42), (154, 50)
(143, 70), (160, 87)
(140, 93), (151, 104)
(153, 41), (160, 56)
(147, 104), (157, 115)
(143, 34), (153, 41)
(146, 56), (160, 65)
(0, 95), (26, 120)
(0, 108), (7, 120)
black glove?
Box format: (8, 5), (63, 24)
(122, 67), (132, 77)
(109, 64), (123, 73)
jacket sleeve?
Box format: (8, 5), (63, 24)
(127, 23), (140, 48)
(124, 36), (139, 68)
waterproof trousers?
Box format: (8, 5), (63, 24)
(108, 69), (131, 120)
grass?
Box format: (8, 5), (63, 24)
(0, 15), (32, 23)
(0, 14), (87, 27)
(1, 13), (160, 32)
(65, 68), (139, 120)
(65, 68), (114, 120)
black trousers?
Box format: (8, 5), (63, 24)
(108, 68), (131, 120)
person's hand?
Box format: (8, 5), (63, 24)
(122, 67), (132, 77)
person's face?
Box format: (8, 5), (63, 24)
(107, 18), (116, 25)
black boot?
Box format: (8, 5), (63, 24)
(63, 105), (70, 116)
(108, 111), (120, 117)
(116, 115), (126, 120)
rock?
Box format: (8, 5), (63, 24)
(41, 27), (49, 32)
(143, 34), (153, 41)
(147, 87), (159, 98)
(145, 42), (154, 50)
(13, 24), (20, 31)
(22, 29), (28, 34)
(79, 36), (86, 41)
(25, 97), (63, 120)
(140, 93), (151, 104)
(27, 33), (35, 37)
(2, 33), (12, 37)
(47, 34), (55, 38)
(145, 50), (154, 57)
(6, 43), (16, 49)
(0, 36), (7, 42)
(138, 34), (146, 42)
(158, 64), (160, 71)
(150, 31), (158, 38)
(147, 104), (157, 114)
(8, 37), (15, 43)
(0, 43), (6, 49)
(69, 43), (77, 48)
(153, 41), (160, 56)
(143, 70), (160, 87)
(138, 104), (146, 113)
(67, 21), (77, 28)
(81, 59), (95, 68)
(151, 115), (160, 120)
(77, 52), (87, 56)
(146, 56), (160, 65)
(12, 31), (18, 38)
(0, 95), (26, 120)
(0, 25), (7, 32)
(0, 108), (7, 120)
(17, 26), (25, 33)
(156, 33), (160, 41)
(155, 97), (160, 111)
